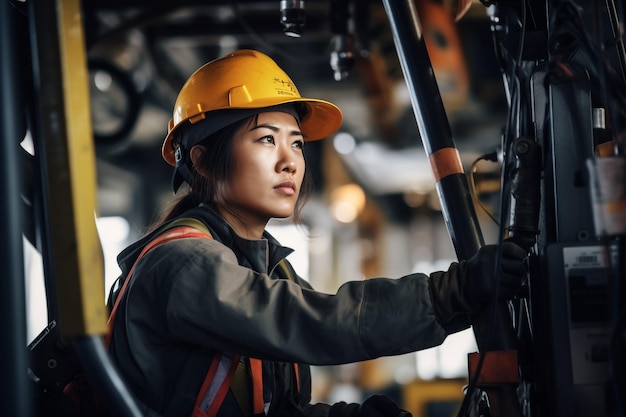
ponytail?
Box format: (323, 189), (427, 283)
(146, 190), (199, 233)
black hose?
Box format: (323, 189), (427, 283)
(0, 0), (32, 415)
(73, 336), (143, 417)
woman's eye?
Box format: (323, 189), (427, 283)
(293, 140), (304, 149)
(259, 135), (274, 144)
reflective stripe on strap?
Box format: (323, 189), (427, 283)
(193, 352), (240, 417)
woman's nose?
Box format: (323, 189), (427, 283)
(279, 158), (296, 173)
(277, 145), (297, 173)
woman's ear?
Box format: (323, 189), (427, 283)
(190, 145), (208, 177)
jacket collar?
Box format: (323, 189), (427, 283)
(180, 205), (294, 275)
(117, 205), (295, 276)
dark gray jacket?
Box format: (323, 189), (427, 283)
(108, 206), (451, 417)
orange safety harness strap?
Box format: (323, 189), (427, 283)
(250, 358), (265, 415)
(106, 226), (208, 346)
(106, 221), (301, 417)
(276, 262), (301, 395)
(193, 352), (241, 417)
(293, 363), (300, 393)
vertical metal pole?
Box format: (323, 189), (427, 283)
(381, 1), (522, 416)
(381, 0), (483, 259)
(0, 1), (32, 416)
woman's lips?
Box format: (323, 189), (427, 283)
(274, 181), (296, 195)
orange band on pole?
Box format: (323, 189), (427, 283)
(429, 147), (464, 181)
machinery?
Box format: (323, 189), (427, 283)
(1, 0), (624, 416)
(384, 1), (625, 416)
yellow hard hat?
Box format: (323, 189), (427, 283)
(162, 49), (343, 166)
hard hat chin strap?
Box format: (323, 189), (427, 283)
(172, 146), (195, 194)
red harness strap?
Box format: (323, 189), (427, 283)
(250, 358), (265, 415)
(193, 352), (241, 417)
(106, 226), (208, 346)
(107, 224), (300, 417)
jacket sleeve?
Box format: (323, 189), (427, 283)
(137, 237), (449, 365)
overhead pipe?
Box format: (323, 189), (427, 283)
(381, 1), (522, 416)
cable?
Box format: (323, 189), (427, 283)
(453, 2), (532, 415)
(515, 0), (527, 66)
(469, 152), (501, 227)
(455, 152), (517, 417)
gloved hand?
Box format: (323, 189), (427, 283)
(428, 241), (527, 332)
(359, 395), (411, 417)
(327, 395), (411, 417)
(463, 242), (528, 309)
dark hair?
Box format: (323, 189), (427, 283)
(151, 114), (313, 231)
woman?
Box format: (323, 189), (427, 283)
(108, 49), (527, 417)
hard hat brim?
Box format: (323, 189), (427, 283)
(162, 97), (342, 166)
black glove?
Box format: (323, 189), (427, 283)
(327, 396), (411, 417)
(463, 241), (527, 309)
(429, 241), (527, 332)
(359, 395), (411, 417)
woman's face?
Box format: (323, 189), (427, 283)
(221, 111), (306, 228)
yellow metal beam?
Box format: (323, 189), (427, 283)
(31, 0), (106, 337)
(56, 0), (107, 336)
